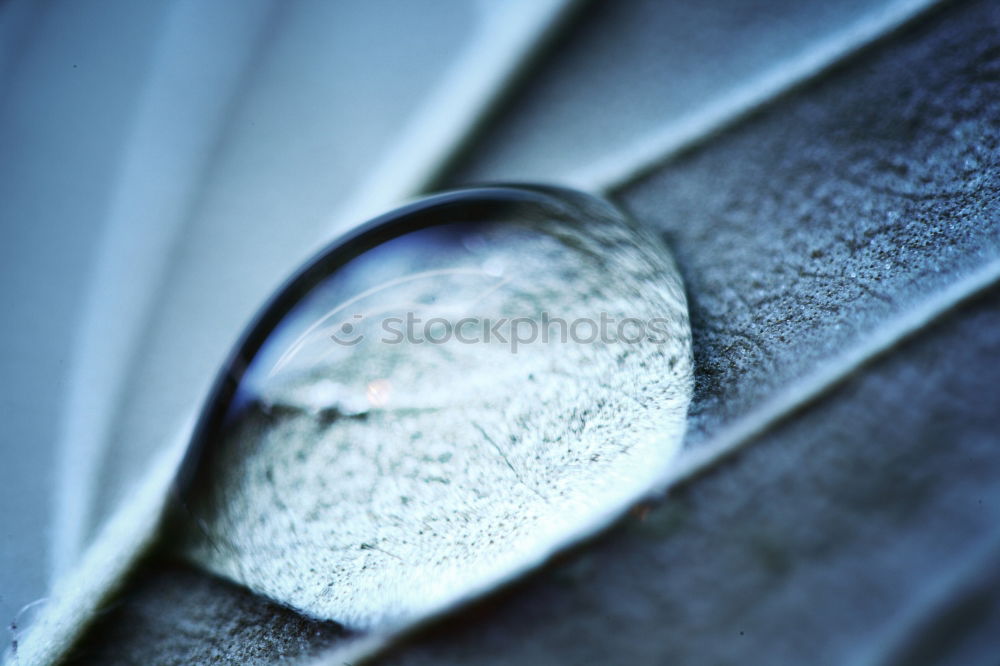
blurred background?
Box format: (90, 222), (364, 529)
(3, 0), (998, 662)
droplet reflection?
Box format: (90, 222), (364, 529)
(176, 187), (692, 629)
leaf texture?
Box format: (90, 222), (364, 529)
(64, 562), (349, 665)
(51, 0), (1000, 663)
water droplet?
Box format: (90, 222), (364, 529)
(174, 186), (692, 629)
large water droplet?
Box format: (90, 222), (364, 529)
(174, 186), (692, 629)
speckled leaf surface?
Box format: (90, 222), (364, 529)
(62, 563), (349, 666)
(50, 0), (1000, 663)
(616, 0), (1000, 447)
